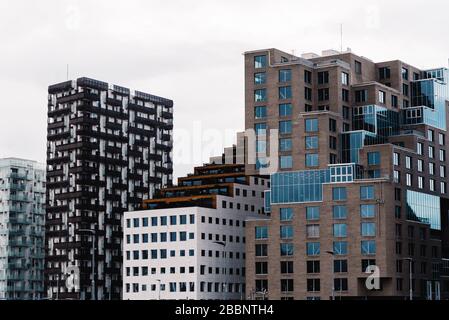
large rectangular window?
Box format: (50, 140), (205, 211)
(279, 103), (292, 117)
(367, 152), (380, 165)
(280, 156), (293, 169)
(255, 226), (268, 239)
(280, 208), (294, 221)
(279, 86), (292, 100)
(361, 204), (376, 218)
(281, 243), (294, 256)
(318, 71), (329, 84)
(306, 154), (319, 167)
(333, 206), (347, 219)
(280, 226), (293, 239)
(307, 242), (320, 256)
(361, 240), (376, 255)
(361, 222), (376, 237)
(280, 138), (292, 152)
(254, 72), (266, 84)
(305, 136), (319, 150)
(306, 207), (320, 220)
(333, 224), (347, 237)
(255, 123), (267, 136)
(279, 69), (292, 83)
(305, 119), (318, 132)
(254, 89), (266, 102)
(254, 106), (267, 119)
(334, 241), (348, 255)
(333, 187), (347, 201)
(360, 185), (375, 200)
(279, 121), (292, 134)
(254, 55), (267, 68)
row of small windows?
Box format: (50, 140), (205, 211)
(126, 215), (195, 228)
(255, 259), (377, 276)
(255, 278), (349, 293)
(275, 222), (376, 239)
(126, 231), (194, 244)
(126, 282), (244, 294)
(126, 249), (195, 260)
(254, 240), (376, 257)
(200, 216), (245, 228)
(277, 205), (376, 222)
(200, 232), (245, 244)
(394, 152), (447, 177)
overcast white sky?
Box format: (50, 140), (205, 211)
(1, 0), (448, 179)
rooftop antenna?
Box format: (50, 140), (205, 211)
(340, 23), (343, 53)
(66, 64), (69, 80)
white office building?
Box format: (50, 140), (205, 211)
(123, 173), (267, 300)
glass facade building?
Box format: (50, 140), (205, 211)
(406, 190), (441, 230)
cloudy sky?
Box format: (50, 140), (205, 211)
(1, 0), (448, 179)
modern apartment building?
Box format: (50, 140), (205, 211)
(244, 48), (449, 300)
(123, 146), (268, 300)
(0, 158), (46, 300)
(45, 77), (173, 300)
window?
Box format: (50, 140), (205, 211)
(379, 67), (391, 79)
(417, 142), (423, 155)
(318, 71), (329, 84)
(254, 55), (267, 68)
(429, 163), (435, 175)
(333, 206), (347, 219)
(360, 186), (374, 200)
(334, 278), (348, 291)
(333, 187), (347, 201)
(256, 244), (268, 257)
(341, 72), (349, 85)
(440, 149), (446, 162)
(333, 224), (347, 237)
(334, 241), (348, 255)
(279, 86), (292, 100)
(428, 129), (434, 142)
(329, 119), (337, 132)
(439, 133), (445, 146)
(254, 72), (266, 84)
(280, 208), (293, 221)
(254, 106), (267, 119)
(279, 103), (292, 117)
(304, 70), (312, 84)
(160, 216), (167, 226)
(361, 204), (376, 218)
(393, 170), (400, 183)
(281, 261), (294, 274)
(361, 222), (376, 237)
(430, 179), (435, 192)
(405, 156), (412, 169)
(279, 69), (292, 82)
(329, 136), (337, 150)
(304, 87), (313, 101)
(280, 156), (293, 169)
(402, 67), (409, 80)
(305, 154), (319, 167)
(367, 152), (380, 165)
(429, 146), (435, 158)
(305, 119), (318, 132)
(378, 90), (386, 104)
(280, 138), (292, 152)
(318, 88), (329, 101)
(403, 83), (409, 96)
(254, 89), (267, 102)
(280, 243), (294, 256)
(255, 262), (268, 275)
(255, 226), (268, 239)
(361, 240), (376, 255)
(406, 173), (412, 187)
(305, 136), (319, 150)
(417, 159), (423, 172)
(392, 95), (398, 108)
(255, 123), (266, 136)
(441, 182), (446, 194)
(393, 152), (400, 166)
(306, 207), (320, 220)
(170, 216), (177, 225)
(133, 218), (139, 228)
(306, 225), (320, 238)
(343, 106), (350, 120)
(307, 279), (320, 292)
(355, 89), (368, 102)
(355, 61), (362, 74)
(307, 242), (320, 256)
(280, 226), (293, 239)
(418, 176), (424, 189)
(279, 120), (292, 134)
(281, 279), (294, 292)
(334, 260), (348, 273)
(307, 261), (320, 273)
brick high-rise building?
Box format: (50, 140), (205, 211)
(244, 48), (449, 300)
(45, 77), (173, 300)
